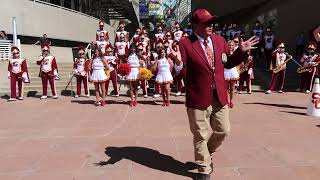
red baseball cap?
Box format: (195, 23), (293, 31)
(192, 9), (218, 24)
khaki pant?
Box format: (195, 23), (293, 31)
(187, 93), (230, 174)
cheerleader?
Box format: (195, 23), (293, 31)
(224, 40), (240, 108)
(89, 48), (110, 106)
(127, 45), (141, 107)
(299, 42), (319, 93)
(104, 45), (119, 97)
(73, 46), (90, 98)
(238, 51), (254, 94)
(154, 47), (174, 106)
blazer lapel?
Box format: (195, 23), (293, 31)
(189, 33), (213, 71)
(211, 35), (220, 67)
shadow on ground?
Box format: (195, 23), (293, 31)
(95, 146), (198, 179)
(244, 102), (307, 109)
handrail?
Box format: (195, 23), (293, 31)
(29, 0), (100, 21)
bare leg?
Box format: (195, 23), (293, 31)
(94, 83), (100, 104)
(101, 82), (106, 104)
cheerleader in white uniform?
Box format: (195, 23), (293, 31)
(89, 48), (110, 106)
(127, 45), (141, 107)
(224, 40), (240, 108)
(154, 47), (174, 106)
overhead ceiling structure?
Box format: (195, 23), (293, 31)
(89, 0), (139, 26)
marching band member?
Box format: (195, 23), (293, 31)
(173, 22), (183, 42)
(8, 47), (30, 101)
(224, 40), (240, 108)
(115, 32), (129, 64)
(238, 51), (254, 94)
(96, 21), (109, 41)
(154, 47), (174, 106)
(36, 45), (59, 99)
(154, 26), (165, 47)
(127, 45), (140, 107)
(95, 32), (112, 55)
(252, 21), (264, 60)
(73, 46), (90, 98)
(266, 42), (291, 94)
(137, 32), (150, 57)
(263, 27), (277, 71)
(136, 43), (148, 98)
(89, 48), (110, 106)
(131, 27), (141, 45)
(104, 45), (119, 97)
(299, 42), (319, 93)
(115, 21), (129, 43)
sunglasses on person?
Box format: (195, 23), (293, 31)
(12, 52), (19, 55)
(137, 48), (144, 51)
(278, 47), (285, 49)
(308, 48), (316, 50)
(78, 53), (85, 55)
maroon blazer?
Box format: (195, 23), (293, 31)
(179, 33), (248, 110)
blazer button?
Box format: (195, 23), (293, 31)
(210, 85), (213, 88)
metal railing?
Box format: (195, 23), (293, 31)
(0, 40), (12, 61)
(29, 0), (100, 21)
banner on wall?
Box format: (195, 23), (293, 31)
(139, 0), (149, 19)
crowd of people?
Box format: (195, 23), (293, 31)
(5, 19), (320, 108)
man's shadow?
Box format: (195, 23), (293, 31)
(95, 146), (198, 178)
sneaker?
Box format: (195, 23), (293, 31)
(265, 90), (271, 94)
(175, 91), (182, 96)
(143, 94), (148, 98)
(112, 94), (120, 97)
(247, 91), (252, 94)
(52, 95), (58, 99)
(8, 98), (16, 101)
(95, 101), (101, 106)
(238, 91), (243, 94)
(153, 94), (160, 98)
(278, 90), (283, 93)
(40, 96), (48, 100)
(18, 97), (24, 100)
(305, 90), (311, 94)
(84, 94), (90, 98)
(74, 95), (79, 98)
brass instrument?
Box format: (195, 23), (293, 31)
(272, 53), (293, 73)
(238, 59), (253, 74)
(297, 66), (316, 73)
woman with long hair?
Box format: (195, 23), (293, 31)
(127, 45), (140, 107)
(89, 48), (110, 106)
(154, 47), (173, 106)
(224, 40), (240, 108)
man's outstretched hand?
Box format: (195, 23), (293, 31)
(240, 36), (259, 52)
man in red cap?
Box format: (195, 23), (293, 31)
(96, 21), (109, 41)
(73, 46), (90, 98)
(36, 45), (59, 99)
(7, 47), (30, 101)
(176, 9), (258, 179)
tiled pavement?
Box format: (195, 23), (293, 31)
(0, 92), (319, 180)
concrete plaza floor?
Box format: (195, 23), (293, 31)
(0, 92), (319, 180)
